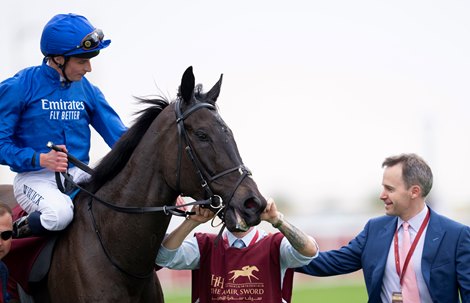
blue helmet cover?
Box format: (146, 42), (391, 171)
(40, 13), (111, 57)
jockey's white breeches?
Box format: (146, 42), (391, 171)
(13, 167), (90, 231)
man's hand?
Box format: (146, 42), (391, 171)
(187, 205), (214, 224)
(162, 203), (215, 250)
(261, 197), (284, 227)
(40, 144), (68, 172)
(176, 197), (214, 225)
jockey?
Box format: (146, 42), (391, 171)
(0, 13), (127, 238)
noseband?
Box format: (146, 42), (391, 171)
(174, 99), (252, 223)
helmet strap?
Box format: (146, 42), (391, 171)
(51, 56), (72, 84)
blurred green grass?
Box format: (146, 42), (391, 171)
(291, 284), (367, 302)
(163, 283), (368, 302)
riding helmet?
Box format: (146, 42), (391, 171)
(40, 13), (111, 58)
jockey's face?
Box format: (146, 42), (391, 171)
(51, 56), (93, 82)
(64, 57), (93, 81)
(0, 213), (13, 259)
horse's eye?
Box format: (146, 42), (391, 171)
(195, 130), (210, 142)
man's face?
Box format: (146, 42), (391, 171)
(64, 56), (92, 81)
(0, 213), (13, 259)
(379, 164), (415, 219)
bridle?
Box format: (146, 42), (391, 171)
(174, 98), (252, 224)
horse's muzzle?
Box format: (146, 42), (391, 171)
(225, 196), (266, 232)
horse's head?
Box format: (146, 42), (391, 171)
(159, 66), (267, 232)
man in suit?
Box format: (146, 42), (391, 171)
(297, 153), (470, 302)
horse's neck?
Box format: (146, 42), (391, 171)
(98, 162), (174, 207)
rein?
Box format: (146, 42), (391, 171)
(49, 142), (208, 217)
(61, 172), (212, 216)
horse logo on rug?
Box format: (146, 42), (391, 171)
(228, 265), (259, 283)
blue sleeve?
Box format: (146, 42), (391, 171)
(88, 84), (127, 148)
(295, 221), (369, 276)
(458, 225), (470, 302)
(0, 77), (38, 171)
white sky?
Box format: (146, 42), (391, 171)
(1, 1), (470, 221)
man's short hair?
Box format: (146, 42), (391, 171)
(382, 153), (433, 197)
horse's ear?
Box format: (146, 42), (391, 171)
(206, 74), (223, 104)
(180, 66), (195, 103)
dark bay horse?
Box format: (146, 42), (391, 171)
(2, 66), (267, 302)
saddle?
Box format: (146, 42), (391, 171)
(3, 206), (58, 302)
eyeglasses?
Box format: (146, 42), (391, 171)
(0, 230), (12, 241)
(63, 28), (104, 55)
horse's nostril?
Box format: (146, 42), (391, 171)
(244, 198), (258, 209)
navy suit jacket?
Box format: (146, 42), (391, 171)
(297, 208), (470, 302)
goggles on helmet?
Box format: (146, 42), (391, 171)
(63, 28), (104, 55)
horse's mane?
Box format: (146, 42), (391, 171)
(83, 97), (169, 192)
